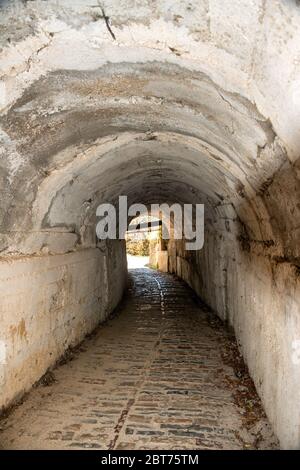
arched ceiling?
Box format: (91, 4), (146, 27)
(0, 0), (299, 256)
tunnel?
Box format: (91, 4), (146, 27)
(0, 0), (299, 450)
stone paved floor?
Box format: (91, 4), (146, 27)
(0, 268), (278, 450)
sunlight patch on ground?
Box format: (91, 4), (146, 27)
(127, 254), (149, 269)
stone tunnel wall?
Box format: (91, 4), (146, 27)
(0, 0), (300, 451)
(0, 240), (127, 412)
(167, 231), (300, 449)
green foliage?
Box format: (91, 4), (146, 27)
(126, 238), (150, 256)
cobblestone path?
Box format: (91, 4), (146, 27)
(0, 268), (278, 450)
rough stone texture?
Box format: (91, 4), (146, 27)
(157, 251), (168, 273)
(0, 269), (278, 450)
(149, 242), (168, 272)
(0, 241), (127, 411)
(0, 0), (299, 449)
